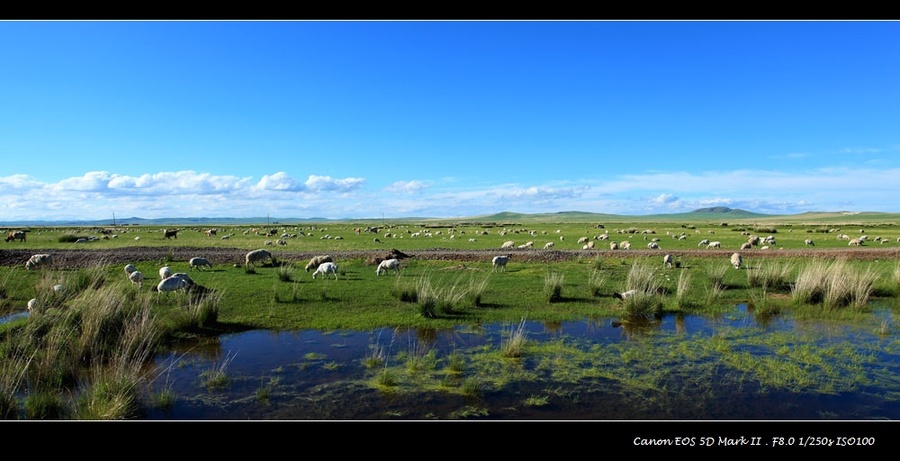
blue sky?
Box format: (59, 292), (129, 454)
(1, 20), (898, 221)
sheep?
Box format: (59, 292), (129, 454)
(156, 275), (189, 301)
(129, 270), (144, 288)
(619, 241), (631, 250)
(663, 254), (673, 269)
(124, 264), (137, 275)
(706, 241), (721, 249)
(740, 242), (752, 250)
(805, 239), (815, 246)
(312, 261), (339, 280)
(305, 255), (334, 272)
(163, 229), (178, 239)
(698, 239), (710, 247)
(159, 266), (172, 280)
(731, 252), (743, 269)
(26, 298), (37, 312)
(170, 272), (195, 286)
(647, 242), (660, 250)
(376, 258), (401, 276)
(189, 257), (212, 271)
(848, 238), (863, 246)
(246, 249), (275, 267)
(613, 289), (637, 300)
(492, 254), (511, 272)
(500, 240), (515, 250)
(5, 230), (26, 242)
(543, 242), (554, 249)
(25, 254), (52, 270)
(204, 229), (217, 237)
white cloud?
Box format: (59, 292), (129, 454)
(304, 175), (366, 192)
(386, 180), (429, 194)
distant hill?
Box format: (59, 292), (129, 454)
(2, 208), (899, 227)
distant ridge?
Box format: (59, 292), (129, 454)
(2, 208), (899, 227)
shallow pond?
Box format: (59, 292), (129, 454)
(141, 304), (900, 420)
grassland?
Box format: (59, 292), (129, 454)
(2, 212), (899, 419)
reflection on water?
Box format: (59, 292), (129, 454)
(139, 304), (898, 420)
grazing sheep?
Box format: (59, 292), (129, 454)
(848, 238), (864, 246)
(740, 242), (752, 250)
(706, 241), (721, 249)
(492, 254), (511, 272)
(613, 289), (637, 300)
(698, 239), (710, 247)
(731, 252), (743, 269)
(500, 240), (515, 250)
(129, 270), (144, 288)
(5, 231), (26, 242)
(647, 242), (660, 250)
(663, 254), (673, 269)
(246, 249), (275, 267)
(156, 275), (189, 301)
(543, 242), (554, 249)
(312, 262), (339, 280)
(620, 241), (631, 250)
(189, 257), (212, 271)
(124, 264), (137, 275)
(305, 255), (334, 272)
(159, 266), (172, 280)
(163, 229), (178, 239)
(170, 273), (195, 286)
(804, 239), (815, 246)
(25, 254), (52, 270)
(376, 258), (401, 276)
(204, 229), (217, 237)
(27, 298), (37, 312)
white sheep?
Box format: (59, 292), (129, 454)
(124, 264), (137, 275)
(619, 241), (631, 250)
(189, 257), (212, 271)
(26, 298), (37, 312)
(312, 262), (339, 280)
(305, 255), (334, 272)
(156, 275), (189, 301)
(492, 254), (511, 272)
(500, 240), (515, 250)
(246, 249), (275, 266)
(698, 239), (710, 247)
(647, 242), (660, 250)
(740, 242), (752, 250)
(543, 242), (554, 249)
(376, 258), (401, 276)
(613, 289), (637, 300)
(804, 239), (815, 246)
(159, 266), (172, 280)
(731, 252), (743, 269)
(663, 254), (673, 269)
(706, 241), (721, 249)
(170, 272), (195, 286)
(129, 270), (144, 288)
(25, 254), (52, 270)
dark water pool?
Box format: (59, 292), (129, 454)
(141, 304), (900, 420)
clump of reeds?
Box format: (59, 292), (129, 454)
(619, 262), (664, 319)
(588, 269), (607, 297)
(543, 271), (564, 302)
(792, 259), (878, 310)
(410, 274), (467, 318)
(500, 318), (528, 358)
(466, 273), (490, 307)
(277, 263), (295, 282)
(707, 264), (728, 291)
(674, 270), (692, 308)
(746, 259), (795, 291)
(186, 289), (222, 328)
